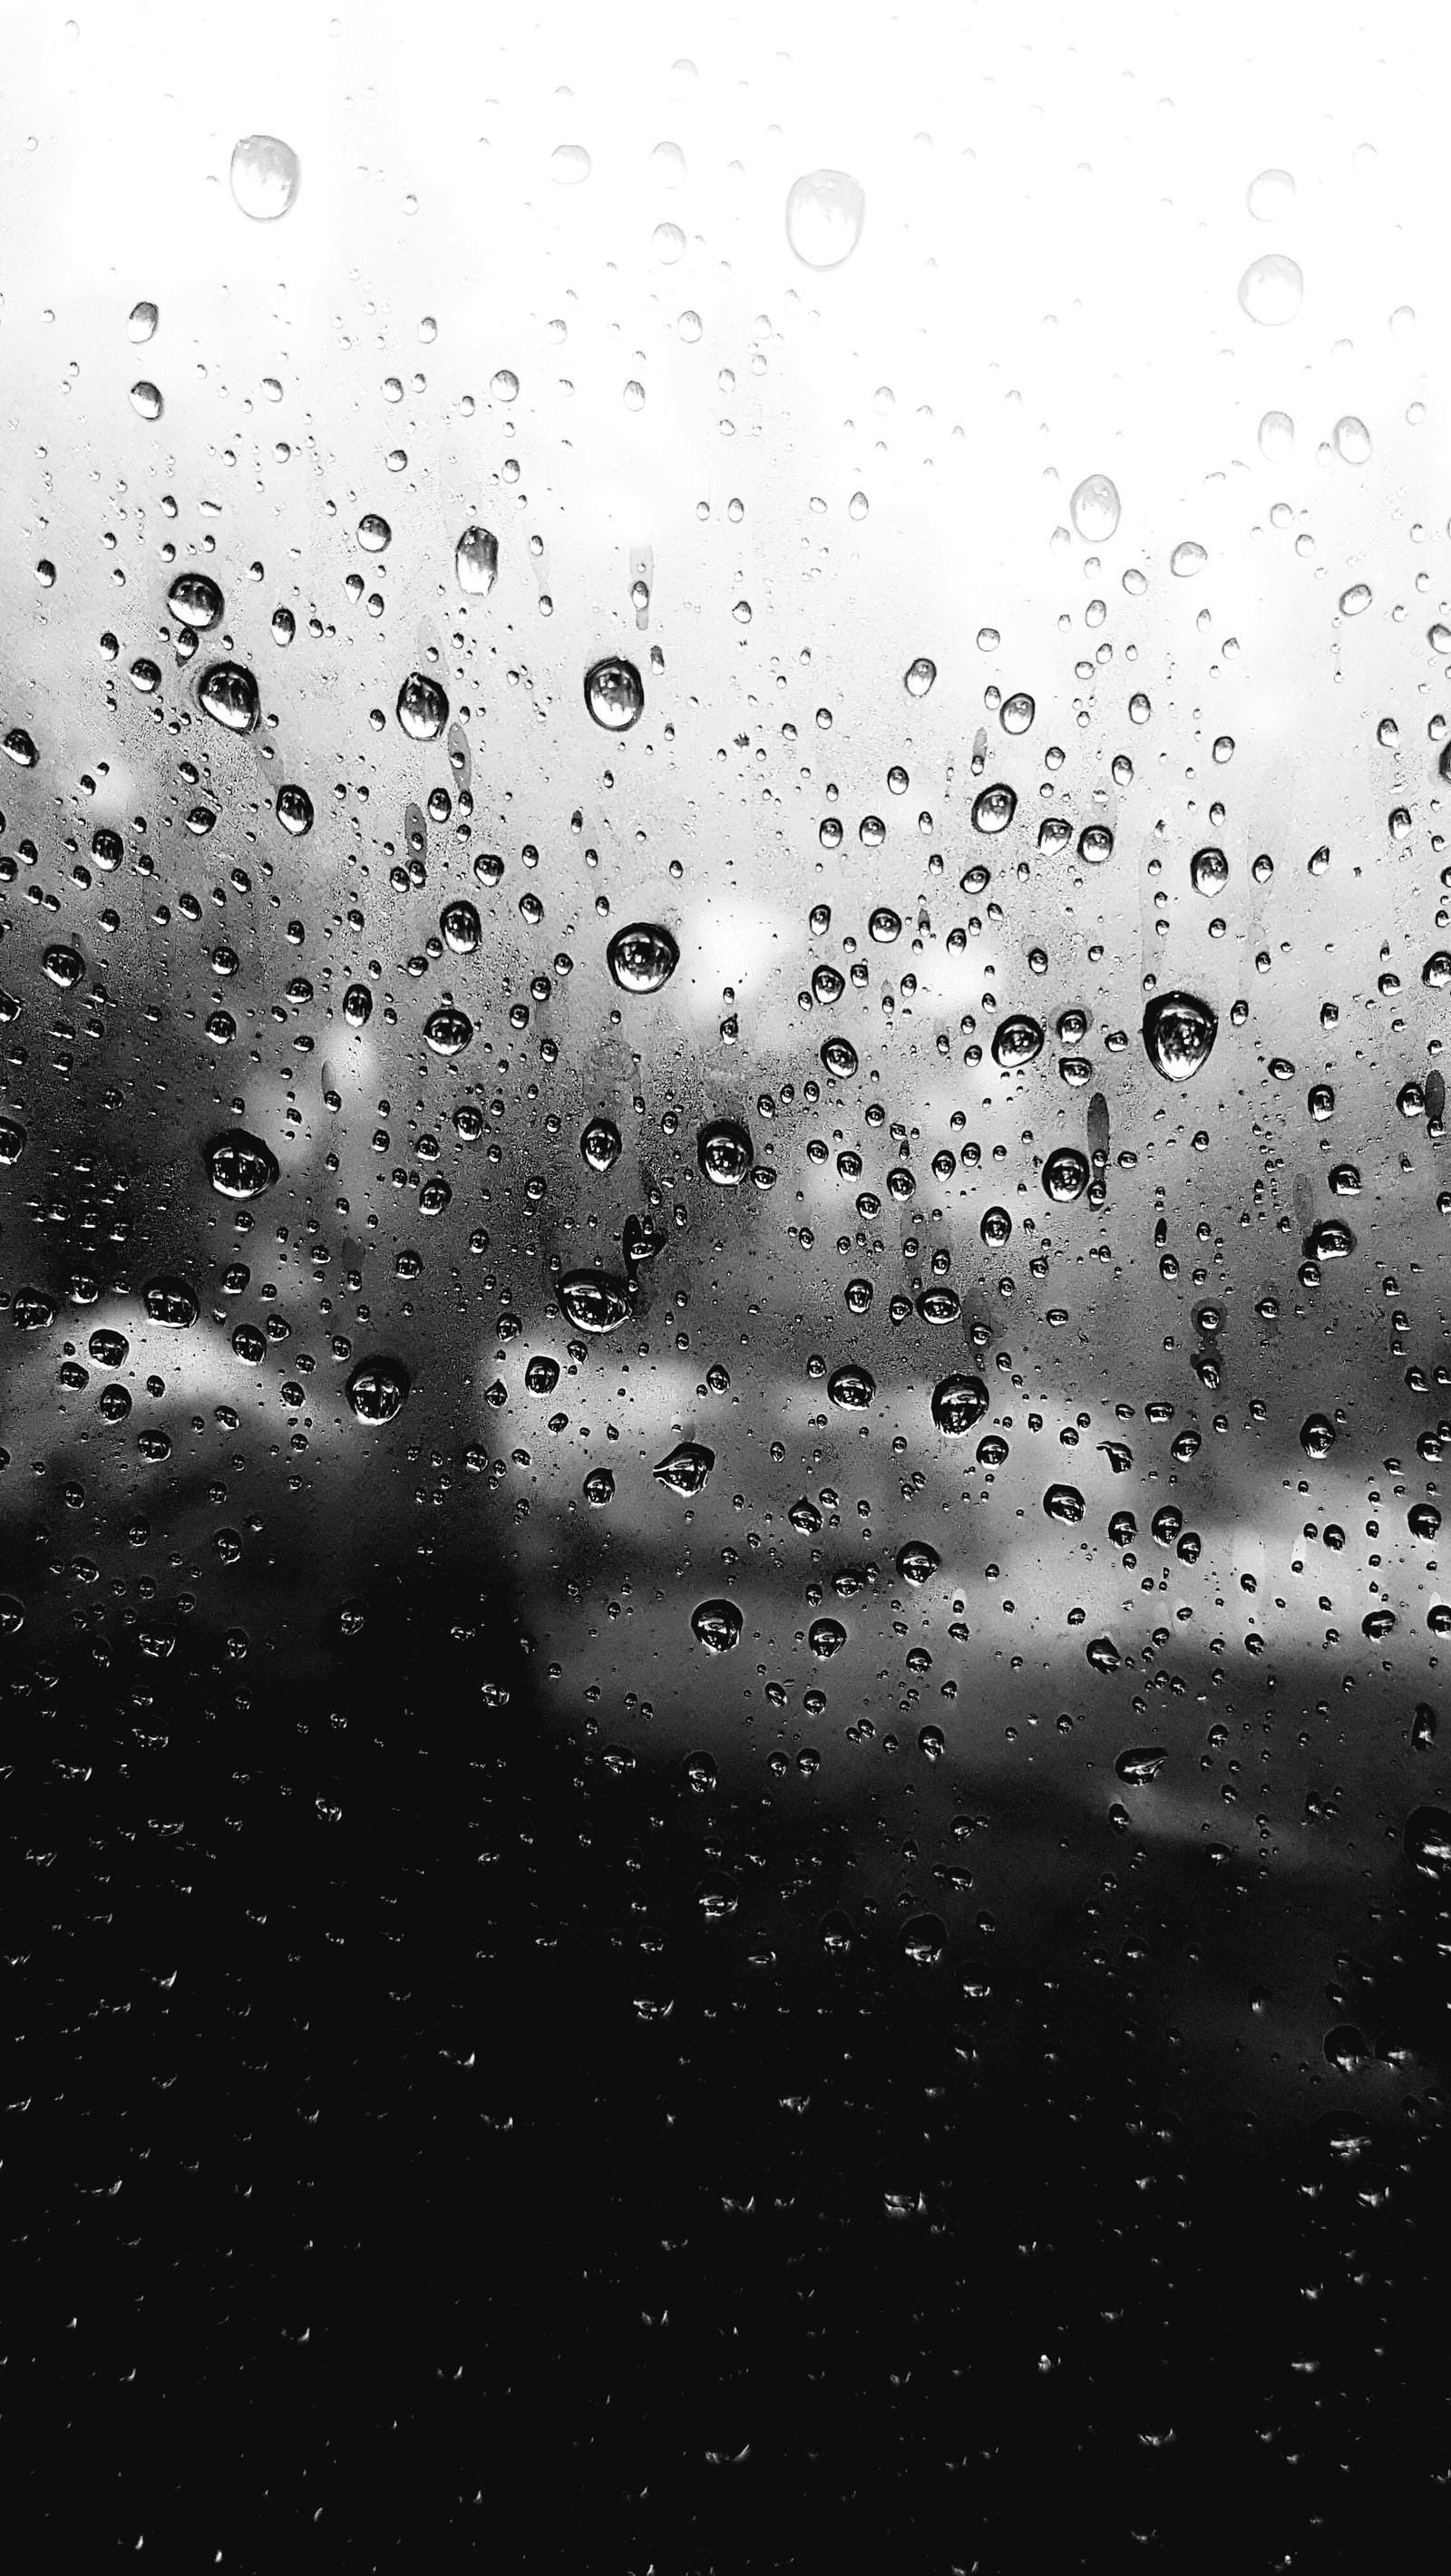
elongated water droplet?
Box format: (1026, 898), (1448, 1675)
(1116, 1745), (1167, 1784)
(580, 1117), (622, 1171)
(904, 656), (937, 697)
(972, 783), (1017, 834)
(276, 784), (313, 836)
(455, 525), (499, 594)
(654, 1442), (716, 1494)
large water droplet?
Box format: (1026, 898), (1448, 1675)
(1042, 1147), (1090, 1201)
(423, 1006), (472, 1057)
(809, 1617), (847, 1659)
(1000, 691), (1036, 734)
(654, 1442), (716, 1494)
(991, 1013), (1045, 1070)
(128, 299), (159, 343)
(455, 525), (499, 594)
(1170, 540), (1208, 578)
(697, 1119), (754, 1185)
(607, 922), (678, 994)
(143, 1275), (199, 1327)
(1238, 254), (1303, 326)
(827, 1365), (875, 1410)
(396, 673), (449, 740)
(168, 571), (224, 630)
(205, 1129), (278, 1201)
(1115, 1745), (1167, 1784)
(584, 657), (644, 731)
(346, 1356), (409, 1424)
(1405, 1804), (1451, 1877)
(931, 1375), (988, 1436)
(129, 381), (162, 421)
(558, 1270), (633, 1332)
(440, 901), (481, 954)
(1191, 845), (1228, 896)
(1258, 409), (1294, 461)
(692, 1598), (743, 1653)
(550, 143), (591, 185)
(580, 1117), (622, 1172)
(784, 169), (865, 268)
(1043, 1482), (1086, 1523)
(0, 1116), (27, 1167)
(1142, 989), (1218, 1081)
(1070, 473), (1121, 541)
(198, 661), (259, 733)
(357, 513), (392, 553)
(971, 783), (1017, 834)
(276, 784), (314, 836)
(230, 134), (301, 221)
(903, 656), (937, 697)
(821, 1035), (859, 1079)
(1246, 167), (1295, 221)
(1334, 414), (1371, 465)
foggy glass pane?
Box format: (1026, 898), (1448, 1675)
(4, 2), (1450, 2556)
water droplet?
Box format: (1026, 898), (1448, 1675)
(1077, 825), (1114, 864)
(1247, 167), (1295, 220)
(1070, 473), (1121, 541)
(904, 656), (937, 697)
(828, 1365), (875, 1410)
(991, 1014), (1045, 1070)
(396, 673), (449, 740)
(821, 1035), (859, 1079)
(346, 1356), (409, 1424)
(1142, 989), (1218, 1081)
(550, 143), (591, 184)
(784, 168), (866, 269)
(1043, 1482), (1086, 1523)
(1258, 409), (1295, 461)
(1300, 1413), (1337, 1461)
(438, 900), (481, 956)
(901, 1913), (946, 1968)
(205, 1130), (278, 1201)
(1238, 254), (1303, 325)
(931, 1375), (989, 1436)
(1000, 691), (1036, 734)
(455, 525), (499, 594)
(692, 1598), (743, 1653)
(1042, 1147), (1090, 1201)
(143, 1275), (199, 1328)
(1339, 583), (1372, 617)
(654, 1442), (716, 1494)
(896, 1541), (940, 1586)
(1334, 414), (1371, 464)
(128, 299), (158, 343)
(343, 984), (373, 1029)
(583, 1467), (615, 1507)
(868, 907), (901, 943)
(43, 945), (83, 988)
(1191, 845), (1229, 896)
(697, 1119), (754, 1186)
(1115, 1745), (1167, 1784)
(809, 1617), (847, 1658)
(1170, 540), (1208, 578)
(356, 513), (392, 553)
(230, 134), (301, 222)
(916, 1288), (960, 1325)
(607, 922), (678, 994)
(423, 1006), (472, 1057)
(276, 784), (313, 836)
(198, 661), (259, 733)
(0, 1116), (27, 1167)
(580, 1117), (622, 1172)
(129, 380), (162, 420)
(168, 572), (224, 629)
(584, 657), (644, 731)
(972, 783), (1017, 834)
(558, 1270), (633, 1333)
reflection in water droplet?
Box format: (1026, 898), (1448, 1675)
(580, 1117), (622, 1172)
(129, 380), (163, 420)
(455, 525), (499, 594)
(346, 1356), (409, 1424)
(128, 300), (159, 343)
(692, 1598), (743, 1653)
(1170, 541), (1208, 578)
(396, 673), (449, 740)
(828, 1365), (875, 1410)
(868, 907), (901, 943)
(559, 1270), (633, 1333)
(654, 1442), (716, 1494)
(1000, 692), (1036, 734)
(1115, 1745), (1168, 1784)
(931, 1375), (988, 1435)
(198, 662), (259, 733)
(821, 1035), (859, 1079)
(972, 783), (1017, 834)
(1258, 409), (1294, 461)
(423, 1006), (472, 1058)
(276, 784), (313, 836)
(205, 1130), (279, 1201)
(230, 133), (301, 221)
(1070, 473), (1121, 541)
(1334, 415), (1371, 464)
(784, 168), (866, 268)
(607, 923), (679, 994)
(1191, 845), (1228, 896)
(1142, 989), (1218, 1081)
(1339, 583), (1372, 617)
(584, 657), (644, 730)
(143, 1275), (200, 1327)
(904, 656), (937, 697)
(697, 1120), (754, 1185)
(168, 572), (223, 630)
(991, 1014), (1045, 1070)
(1042, 1148), (1090, 1202)
(1238, 254), (1303, 325)
(809, 1617), (847, 1658)
(1405, 1805), (1451, 1876)
(357, 513), (392, 553)
(1043, 1483), (1086, 1523)
(343, 984), (373, 1029)
(896, 1541), (940, 1585)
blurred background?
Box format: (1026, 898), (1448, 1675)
(2, 1), (1450, 2561)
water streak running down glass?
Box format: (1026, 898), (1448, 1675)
(2, 2), (1450, 2561)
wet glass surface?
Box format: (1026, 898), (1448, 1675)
(4, 4), (1451, 2561)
